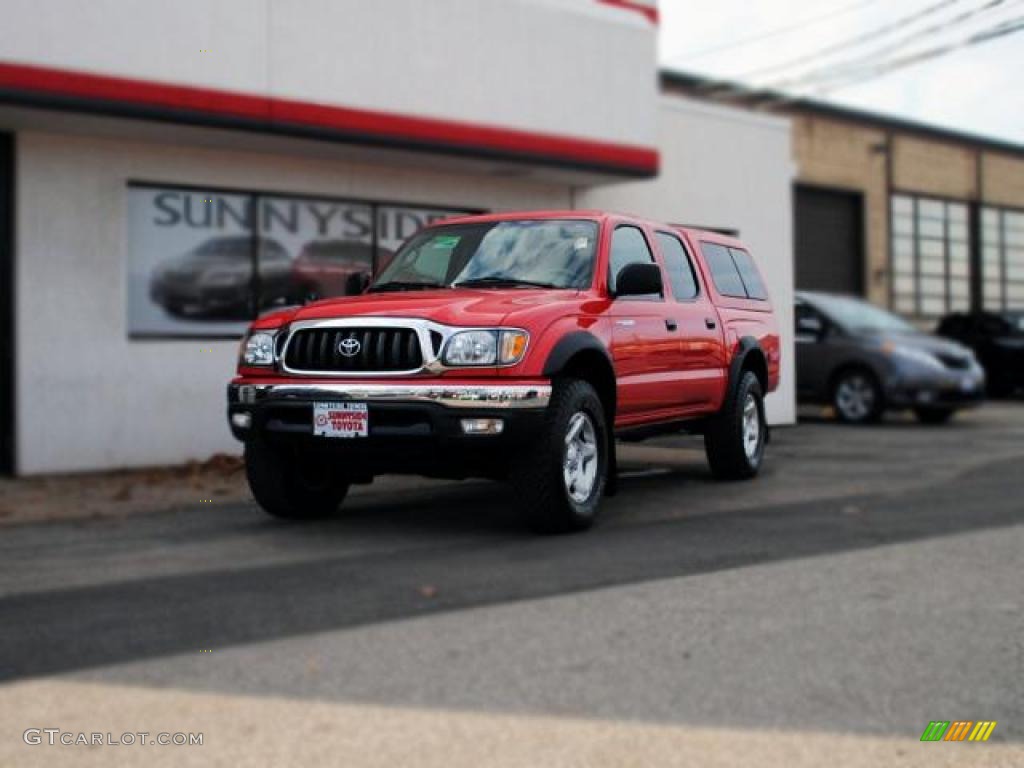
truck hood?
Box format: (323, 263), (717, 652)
(285, 288), (585, 327)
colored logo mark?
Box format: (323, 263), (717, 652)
(920, 721), (997, 742)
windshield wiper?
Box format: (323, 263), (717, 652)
(453, 276), (559, 289)
(367, 281), (446, 293)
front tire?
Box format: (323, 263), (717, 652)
(705, 370), (766, 480)
(512, 378), (608, 534)
(245, 437), (349, 520)
(832, 368), (884, 424)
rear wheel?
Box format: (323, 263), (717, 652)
(512, 378), (608, 534)
(914, 406), (955, 424)
(704, 370), (766, 480)
(832, 369), (884, 424)
(245, 437), (349, 520)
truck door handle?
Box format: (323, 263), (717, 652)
(665, 318), (678, 331)
(705, 317), (717, 329)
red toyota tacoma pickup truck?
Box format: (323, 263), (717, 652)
(228, 211), (780, 533)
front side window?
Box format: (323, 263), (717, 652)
(656, 232), (699, 300)
(371, 219), (598, 291)
(608, 226), (656, 293)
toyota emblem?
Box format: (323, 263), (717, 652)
(338, 337), (361, 357)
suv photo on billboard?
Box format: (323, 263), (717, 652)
(149, 235), (292, 320)
(227, 211), (782, 534)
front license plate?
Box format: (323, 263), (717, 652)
(313, 402), (368, 438)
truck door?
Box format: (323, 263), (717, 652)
(653, 231), (727, 409)
(606, 224), (684, 419)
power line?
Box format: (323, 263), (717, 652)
(662, 0), (882, 63)
(808, 14), (1024, 94)
(721, 0), (965, 85)
(766, 0), (1017, 91)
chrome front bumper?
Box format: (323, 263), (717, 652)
(229, 381), (552, 410)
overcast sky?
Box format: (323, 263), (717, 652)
(659, 0), (1024, 144)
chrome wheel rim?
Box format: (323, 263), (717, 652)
(564, 411), (599, 504)
(836, 374), (875, 421)
(742, 393), (761, 461)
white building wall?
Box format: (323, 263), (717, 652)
(15, 132), (572, 474)
(578, 97), (797, 424)
(0, 0), (657, 148)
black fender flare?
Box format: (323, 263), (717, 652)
(541, 331), (614, 377)
(727, 336), (768, 397)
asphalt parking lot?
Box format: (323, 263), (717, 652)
(1, 403), (1022, 766)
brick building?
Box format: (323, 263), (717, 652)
(663, 71), (1024, 320)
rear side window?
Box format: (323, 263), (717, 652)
(656, 232), (699, 300)
(701, 242), (746, 298)
(729, 248), (769, 300)
(608, 226), (656, 293)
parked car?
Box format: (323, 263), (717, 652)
(795, 291), (985, 424)
(936, 311), (1024, 397)
(150, 235), (292, 319)
(227, 211), (781, 533)
(289, 240), (393, 301)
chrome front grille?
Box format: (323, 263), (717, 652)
(283, 327), (423, 373)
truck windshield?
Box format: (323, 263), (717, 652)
(369, 219), (598, 291)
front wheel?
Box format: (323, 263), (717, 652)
(832, 369), (884, 424)
(511, 378), (608, 534)
(704, 370), (766, 480)
(245, 437), (349, 520)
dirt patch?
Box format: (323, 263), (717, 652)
(0, 453), (250, 526)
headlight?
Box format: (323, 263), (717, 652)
(242, 331), (277, 366)
(443, 329), (528, 366)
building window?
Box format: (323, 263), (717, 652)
(981, 206), (1024, 311)
(126, 183), (470, 338)
(890, 194), (969, 318)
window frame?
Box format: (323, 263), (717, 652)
(654, 230), (702, 303)
(699, 240), (749, 300)
(727, 246), (769, 302)
(889, 191), (971, 318)
(981, 203), (1024, 312)
(606, 223), (664, 302)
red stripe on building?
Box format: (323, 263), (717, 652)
(0, 61), (658, 175)
(596, 0), (659, 25)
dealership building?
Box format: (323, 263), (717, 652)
(3, 0), (795, 474)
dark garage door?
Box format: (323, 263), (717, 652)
(794, 185), (865, 295)
(1, 133), (12, 475)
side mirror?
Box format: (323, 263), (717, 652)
(614, 263), (662, 298)
(796, 314), (824, 340)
